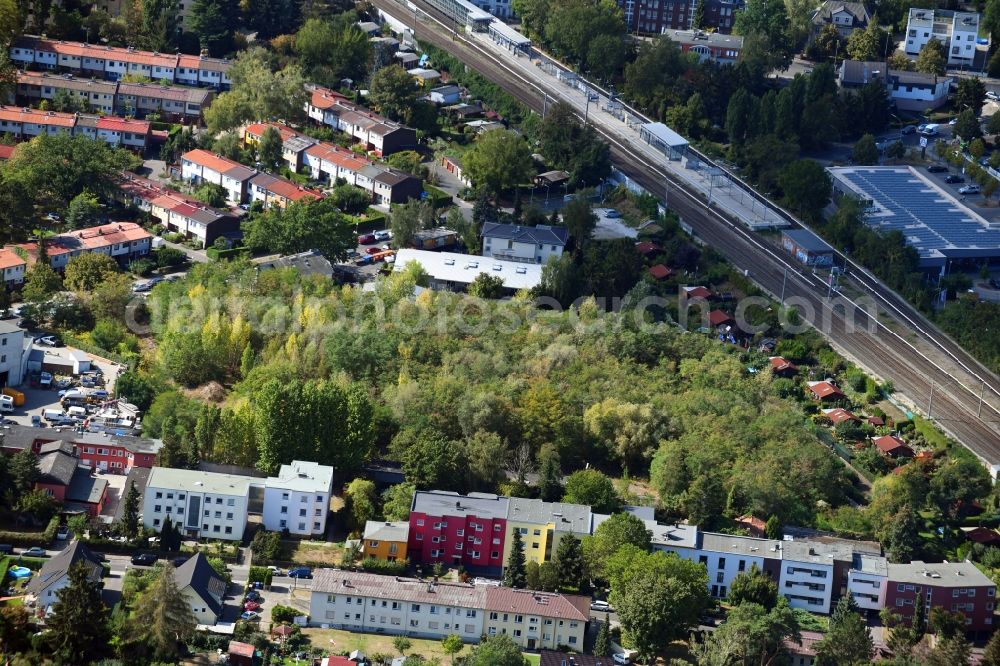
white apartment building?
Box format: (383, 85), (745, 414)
(779, 541), (841, 612)
(262, 460), (334, 537)
(309, 570), (487, 641)
(180, 149), (257, 204)
(0, 321), (28, 387)
(847, 552), (888, 611)
(904, 9), (980, 67)
(142, 467), (252, 541)
(481, 223), (569, 265)
(658, 530), (784, 600)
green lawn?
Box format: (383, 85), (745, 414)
(300, 628), (539, 663)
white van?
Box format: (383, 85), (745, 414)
(66, 406), (87, 419)
(0, 395), (13, 413)
(43, 409), (65, 422)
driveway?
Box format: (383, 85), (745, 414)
(161, 237), (208, 264)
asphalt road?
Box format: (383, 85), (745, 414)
(371, 0), (1000, 461)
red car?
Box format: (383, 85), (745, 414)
(358, 233), (376, 245)
(244, 601), (261, 611)
(365, 246), (383, 255)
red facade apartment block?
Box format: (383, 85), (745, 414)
(885, 561), (996, 639)
(407, 491), (510, 576)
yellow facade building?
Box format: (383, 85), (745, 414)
(502, 498), (593, 566)
(362, 520), (409, 562)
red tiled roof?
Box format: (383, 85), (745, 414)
(0, 145), (15, 160)
(252, 174), (323, 203)
(0, 248), (26, 270)
(96, 116), (151, 133)
(808, 381), (845, 400)
(305, 141), (371, 172)
(648, 264), (672, 280)
(0, 105), (77, 127)
(823, 408), (859, 425)
(867, 416), (885, 426)
(683, 285), (713, 299)
(68, 222), (152, 249)
(310, 87), (350, 111)
(182, 149), (245, 176)
(484, 587), (588, 622)
(963, 527), (1000, 545)
(769, 356), (798, 373)
(320, 658), (354, 666)
(874, 435), (914, 457)
(244, 122), (299, 143)
(635, 241), (660, 256)
(228, 642), (255, 658)
(708, 309), (733, 327)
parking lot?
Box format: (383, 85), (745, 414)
(4, 344), (123, 429)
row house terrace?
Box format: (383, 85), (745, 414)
(16, 222), (152, 271)
(11, 36), (232, 88)
(117, 174), (238, 247)
(180, 149), (257, 204)
(305, 86), (417, 156)
(302, 142), (421, 205)
(16, 72), (118, 114)
(0, 423), (161, 474)
(248, 173), (324, 209)
(0, 105), (150, 150)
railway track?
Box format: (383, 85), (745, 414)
(375, 0), (1000, 460)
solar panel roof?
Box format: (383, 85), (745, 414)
(827, 166), (1000, 264)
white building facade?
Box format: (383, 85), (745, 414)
(904, 9), (980, 67)
(847, 553), (888, 611)
(480, 223), (568, 264)
(262, 460), (334, 537)
(142, 467), (252, 541)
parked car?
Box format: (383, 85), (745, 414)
(612, 654), (631, 665)
(287, 567), (312, 579)
(926, 165), (948, 173)
(960, 184), (982, 195)
(945, 175), (965, 183)
(374, 230), (392, 241)
(246, 590), (263, 602)
(604, 209), (621, 218)
(590, 600), (612, 612)
(22, 547), (47, 557)
(919, 124), (940, 136)
(988, 91), (1000, 101)
(37, 336), (62, 347)
(244, 601), (261, 611)
(56, 526), (69, 540)
(357, 233), (376, 245)
(266, 565), (284, 576)
(901, 125), (917, 135)
(39, 372), (53, 389)
(365, 246), (382, 255)
(131, 553), (158, 566)
(240, 611), (261, 621)
(30, 415), (42, 427)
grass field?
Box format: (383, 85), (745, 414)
(301, 628), (468, 661)
(285, 541), (345, 567)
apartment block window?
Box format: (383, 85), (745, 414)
(299, 509), (307, 517)
(282, 492), (290, 500)
(316, 495), (324, 502)
(154, 504), (162, 512)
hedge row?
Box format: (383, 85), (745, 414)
(0, 517), (60, 549)
(423, 185), (453, 209)
(248, 566), (273, 587)
(359, 557), (407, 576)
(207, 246), (250, 262)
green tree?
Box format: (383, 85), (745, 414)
(465, 634), (527, 666)
(846, 19), (883, 61)
(694, 598), (800, 665)
(559, 195), (598, 251)
(250, 529), (282, 563)
(727, 563), (778, 609)
(243, 198), (356, 260)
(814, 596), (873, 666)
(585, 513), (651, 581)
(692, 0), (705, 28)
(734, 0), (794, 74)
(382, 482), (417, 522)
(464, 129), (535, 198)
(17, 487), (58, 521)
(595, 618), (611, 657)
(554, 533), (585, 592)
(885, 506), (920, 563)
(65, 189), (101, 229)
(441, 634), (464, 664)
(393, 636), (412, 656)
(257, 126), (283, 171)
(536, 446), (562, 502)
(295, 18), (371, 85)
(927, 635), (972, 666)
(22, 260), (62, 302)
(981, 627), (1000, 666)
(562, 469), (620, 513)
(243, 0), (300, 38)
(537, 102), (611, 186)
(9, 448), (40, 500)
(345, 478), (378, 533)
(955, 77), (987, 116)
(765, 515), (781, 539)
(390, 199), (435, 249)
(3, 132), (137, 211)
(119, 480), (141, 540)
(141, 0), (178, 51)
(610, 551), (711, 662)
(128, 563), (198, 662)
(929, 456), (993, 522)
(778, 159), (832, 221)
(368, 64), (418, 122)
(953, 108), (982, 142)
(467, 273), (505, 299)
(916, 37), (947, 75)
(189, 0), (238, 56)
(204, 48), (307, 134)
(64, 252), (119, 293)
(504, 527), (527, 588)
(46, 562), (110, 664)
(684, 473), (725, 528)
(886, 140), (906, 160)
(852, 133), (879, 165)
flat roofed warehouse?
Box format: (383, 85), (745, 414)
(828, 166), (1000, 269)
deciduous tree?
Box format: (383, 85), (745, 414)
(814, 596), (873, 666)
(464, 129), (534, 198)
(243, 198), (356, 260)
(562, 469), (620, 513)
(345, 478), (378, 533)
(727, 563), (778, 609)
(257, 126), (283, 171)
(64, 252), (119, 293)
(916, 37), (946, 75)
